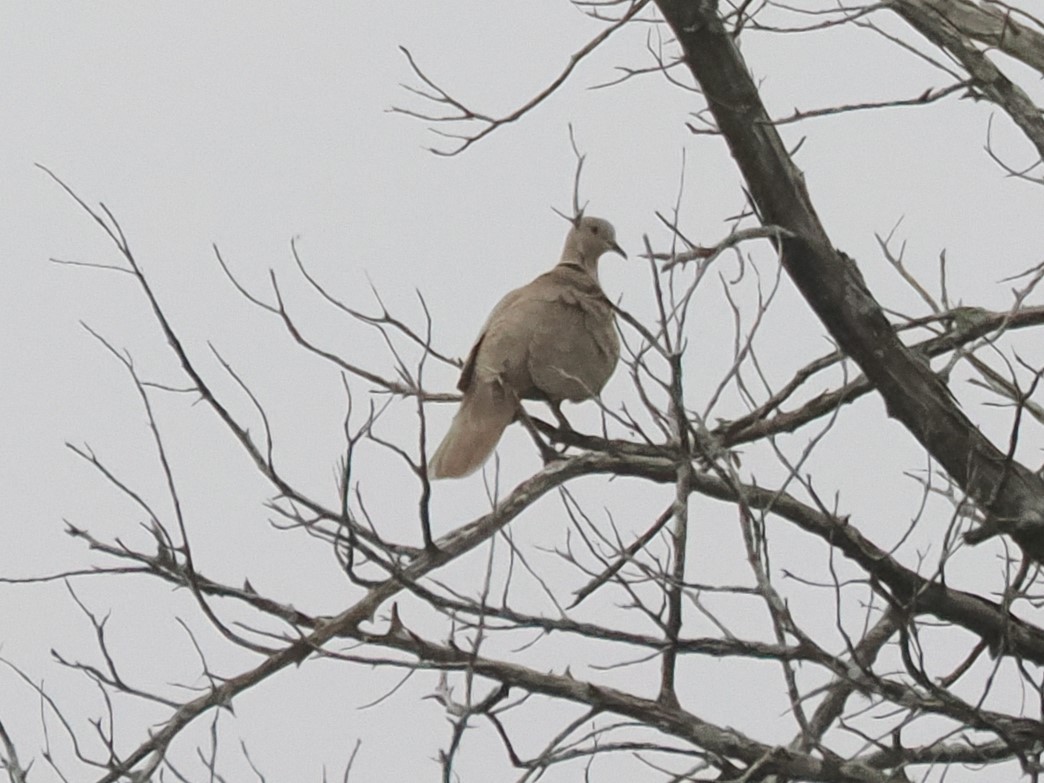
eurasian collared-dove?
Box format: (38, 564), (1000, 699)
(428, 216), (626, 479)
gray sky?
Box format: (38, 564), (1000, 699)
(3, 2), (1044, 780)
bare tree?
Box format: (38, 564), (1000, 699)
(7, 1), (1044, 781)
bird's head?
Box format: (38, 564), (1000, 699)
(563, 216), (627, 265)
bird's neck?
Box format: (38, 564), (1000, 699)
(558, 252), (600, 282)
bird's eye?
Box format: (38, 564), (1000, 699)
(591, 226), (600, 234)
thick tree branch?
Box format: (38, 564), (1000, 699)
(893, 0), (1044, 161)
(896, 0), (1044, 77)
(653, 0), (1044, 557)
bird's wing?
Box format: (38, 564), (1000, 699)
(457, 284), (533, 393)
(460, 267), (617, 402)
(522, 268), (618, 401)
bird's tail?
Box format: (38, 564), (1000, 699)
(428, 382), (517, 479)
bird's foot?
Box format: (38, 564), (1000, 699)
(517, 406), (567, 465)
(537, 440), (567, 466)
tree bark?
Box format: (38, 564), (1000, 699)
(654, 0), (1044, 557)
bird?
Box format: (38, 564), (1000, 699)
(428, 215), (626, 479)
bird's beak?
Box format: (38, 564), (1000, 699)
(610, 241), (627, 259)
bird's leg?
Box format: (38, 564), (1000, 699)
(548, 400), (573, 432)
(515, 405), (564, 466)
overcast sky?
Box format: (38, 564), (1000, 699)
(3, 3), (1044, 781)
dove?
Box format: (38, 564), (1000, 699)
(429, 216), (625, 479)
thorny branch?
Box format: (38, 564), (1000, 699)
(14, 1), (1044, 780)
(23, 168), (1044, 780)
(390, 0), (655, 155)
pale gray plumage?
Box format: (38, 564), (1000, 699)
(429, 216), (625, 479)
